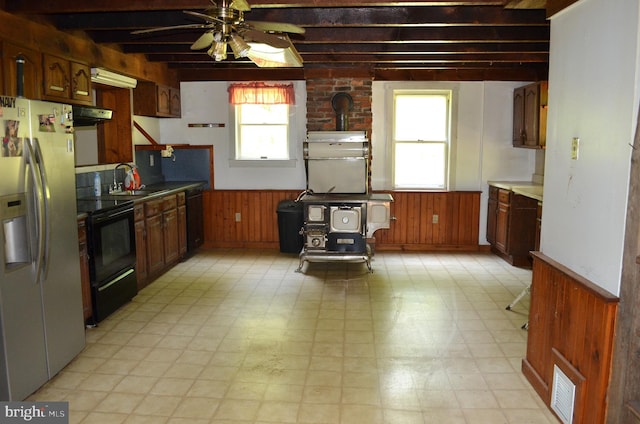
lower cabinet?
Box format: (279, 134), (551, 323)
(487, 185), (538, 267)
(136, 192), (187, 288)
(134, 204), (148, 290)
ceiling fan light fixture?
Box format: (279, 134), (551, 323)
(229, 33), (251, 58)
(208, 40), (228, 61)
(247, 35), (303, 68)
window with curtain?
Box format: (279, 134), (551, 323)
(229, 82), (296, 161)
(392, 90), (452, 189)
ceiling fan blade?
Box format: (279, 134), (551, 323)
(245, 21), (305, 34)
(132, 23), (210, 35)
(184, 10), (227, 25)
(191, 31), (215, 50)
(241, 29), (291, 48)
(229, 0), (251, 11)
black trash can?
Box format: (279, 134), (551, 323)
(277, 200), (304, 253)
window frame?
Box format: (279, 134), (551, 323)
(390, 89), (454, 190)
(228, 82), (301, 169)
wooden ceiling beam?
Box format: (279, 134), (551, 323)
(6, 0), (509, 14)
(46, 6), (548, 30)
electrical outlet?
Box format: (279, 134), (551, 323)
(235, 212), (241, 222)
(149, 155), (154, 167)
(432, 214), (439, 224)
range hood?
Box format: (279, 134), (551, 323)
(72, 105), (112, 127)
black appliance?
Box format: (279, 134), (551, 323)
(186, 188), (204, 255)
(77, 199), (137, 322)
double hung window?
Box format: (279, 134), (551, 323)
(392, 91), (451, 189)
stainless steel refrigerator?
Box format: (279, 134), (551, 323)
(0, 97), (85, 400)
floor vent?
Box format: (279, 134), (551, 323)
(551, 364), (576, 424)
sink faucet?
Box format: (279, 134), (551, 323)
(111, 163), (131, 193)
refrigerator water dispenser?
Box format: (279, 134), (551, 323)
(1, 193), (30, 267)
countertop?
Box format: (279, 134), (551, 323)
(77, 181), (206, 218)
(488, 180), (543, 202)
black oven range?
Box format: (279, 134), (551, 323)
(77, 198), (137, 323)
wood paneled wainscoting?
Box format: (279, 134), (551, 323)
(202, 190), (482, 250)
(523, 252), (618, 424)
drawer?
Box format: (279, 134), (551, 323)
(177, 192), (185, 206)
(498, 189), (511, 204)
(162, 195), (177, 211)
(145, 199), (163, 217)
(134, 204), (145, 221)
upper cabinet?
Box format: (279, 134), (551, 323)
(513, 81), (548, 149)
(96, 87), (133, 164)
(1, 42), (42, 99)
(42, 54), (92, 105)
(133, 82), (181, 118)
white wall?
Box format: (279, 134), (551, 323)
(371, 81), (536, 244)
(542, 0), (640, 295)
(155, 81), (307, 190)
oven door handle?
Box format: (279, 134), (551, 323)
(92, 207), (134, 225)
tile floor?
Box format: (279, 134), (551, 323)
(30, 248), (558, 423)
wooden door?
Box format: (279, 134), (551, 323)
(146, 214), (165, 277)
(523, 84), (540, 146)
(486, 187), (498, 245)
(157, 84), (171, 115)
(43, 54), (70, 100)
(2, 42), (42, 99)
(495, 201), (510, 253)
(163, 208), (180, 265)
(512, 86), (525, 146)
(70, 61), (92, 105)
(170, 88), (181, 117)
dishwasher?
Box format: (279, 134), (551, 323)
(185, 188), (204, 255)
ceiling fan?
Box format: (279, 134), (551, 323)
(132, 0), (305, 67)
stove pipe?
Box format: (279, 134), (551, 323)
(331, 92), (354, 131)
(16, 55), (24, 98)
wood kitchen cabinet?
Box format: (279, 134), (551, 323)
(134, 204), (148, 290)
(140, 193), (184, 283)
(77, 217), (92, 322)
(1, 42), (42, 99)
(162, 194), (180, 265)
(487, 185), (538, 267)
(42, 54), (92, 105)
(513, 81), (548, 149)
(133, 81), (181, 117)
(145, 198), (165, 278)
(96, 86), (133, 164)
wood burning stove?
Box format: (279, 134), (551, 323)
(297, 131), (393, 272)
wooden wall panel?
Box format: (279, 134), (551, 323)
(202, 190), (481, 250)
(375, 191), (481, 250)
(523, 252), (618, 424)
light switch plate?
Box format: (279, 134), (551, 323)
(571, 137), (580, 160)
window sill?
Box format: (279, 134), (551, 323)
(229, 159), (298, 168)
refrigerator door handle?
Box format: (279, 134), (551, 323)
(31, 138), (51, 280)
(24, 139), (46, 284)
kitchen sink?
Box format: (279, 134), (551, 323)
(109, 190), (151, 196)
